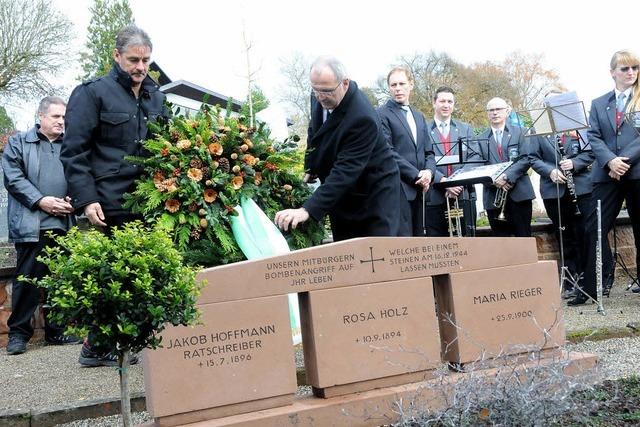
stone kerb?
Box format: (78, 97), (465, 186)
(196, 237), (539, 304)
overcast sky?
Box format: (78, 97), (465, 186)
(8, 0), (640, 135)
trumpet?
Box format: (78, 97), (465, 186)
(494, 188), (508, 221)
(445, 197), (464, 237)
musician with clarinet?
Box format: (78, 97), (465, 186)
(528, 92), (595, 298)
(470, 97), (535, 237)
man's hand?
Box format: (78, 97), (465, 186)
(609, 170), (622, 181)
(559, 159), (574, 171)
(38, 196), (74, 217)
(275, 208), (310, 231)
(445, 186), (463, 198)
(415, 169), (433, 192)
(550, 169), (567, 184)
(494, 174), (512, 190)
(84, 202), (107, 227)
(303, 173), (318, 184)
(608, 157), (630, 176)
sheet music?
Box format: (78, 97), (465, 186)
(545, 91), (589, 132)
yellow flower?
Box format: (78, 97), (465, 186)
(187, 168), (203, 182)
(231, 176), (244, 190)
(204, 189), (218, 203)
(208, 143), (223, 156)
(177, 139), (192, 150)
(165, 199), (181, 213)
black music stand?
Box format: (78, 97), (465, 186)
(433, 136), (489, 236)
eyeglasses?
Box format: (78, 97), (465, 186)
(486, 107), (507, 113)
(619, 65), (639, 72)
(311, 81), (343, 96)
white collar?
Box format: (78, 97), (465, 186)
(615, 87), (633, 99)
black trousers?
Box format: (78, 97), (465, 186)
(582, 179), (640, 297)
(425, 198), (477, 237)
(8, 230), (65, 340)
(487, 199), (532, 237)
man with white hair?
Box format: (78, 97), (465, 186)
(275, 56), (402, 240)
(472, 97), (535, 237)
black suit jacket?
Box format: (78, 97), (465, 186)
(303, 81), (401, 240)
(470, 124), (535, 209)
(377, 100), (436, 201)
(588, 90), (640, 182)
(528, 133), (594, 199)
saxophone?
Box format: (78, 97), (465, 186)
(556, 134), (580, 215)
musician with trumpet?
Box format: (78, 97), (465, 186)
(528, 118), (595, 298)
(471, 97), (535, 237)
(425, 86), (476, 237)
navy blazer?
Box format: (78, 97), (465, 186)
(303, 81), (401, 238)
(587, 90), (640, 182)
(378, 100), (436, 201)
(470, 124), (535, 209)
(528, 133), (594, 199)
(424, 118), (475, 205)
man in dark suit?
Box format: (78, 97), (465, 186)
(425, 87), (476, 236)
(529, 128), (595, 298)
(571, 50), (640, 305)
(473, 97), (535, 237)
(377, 66), (436, 236)
(275, 56), (401, 241)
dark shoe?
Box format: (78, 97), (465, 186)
(567, 294), (594, 306)
(78, 343), (139, 367)
(45, 333), (83, 346)
(632, 286), (640, 294)
(562, 288), (576, 299)
(6, 335), (27, 355)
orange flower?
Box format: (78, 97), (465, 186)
(264, 162), (278, 171)
(176, 139), (192, 150)
(208, 143), (223, 155)
(165, 199), (181, 213)
(254, 172), (262, 185)
(161, 148), (169, 157)
(187, 168), (203, 182)
(204, 189), (218, 203)
(153, 171), (165, 184)
(243, 154), (257, 166)
(231, 176), (244, 190)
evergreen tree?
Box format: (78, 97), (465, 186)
(79, 0), (134, 80)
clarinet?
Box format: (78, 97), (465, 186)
(556, 134), (580, 215)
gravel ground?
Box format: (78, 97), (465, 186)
(2, 279), (638, 426)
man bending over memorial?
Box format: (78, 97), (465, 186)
(275, 56), (402, 240)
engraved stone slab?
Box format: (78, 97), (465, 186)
(143, 295), (297, 420)
(435, 261), (565, 364)
(198, 237), (538, 304)
(300, 278), (440, 396)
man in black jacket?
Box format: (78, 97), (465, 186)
(61, 24), (167, 230)
(378, 66), (436, 236)
(275, 56), (402, 240)
(61, 24), (167, 366)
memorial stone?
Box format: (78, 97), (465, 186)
(300, 278), (441, 397)
(435, 261), (565, 364)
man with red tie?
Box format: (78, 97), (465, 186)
(571, 50), (640, 305)
(424, 87), (475, 236)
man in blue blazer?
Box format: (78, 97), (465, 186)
(425, 87), (476, 236)
(572, 50), (640, 305)
(378, 66), (436, 236)
(472, 97), (535, 237)
(275, 56), (402, 241)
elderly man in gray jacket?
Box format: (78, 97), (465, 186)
(2, 96), (80, 355)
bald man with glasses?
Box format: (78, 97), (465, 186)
(275, 56), (402, 240)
